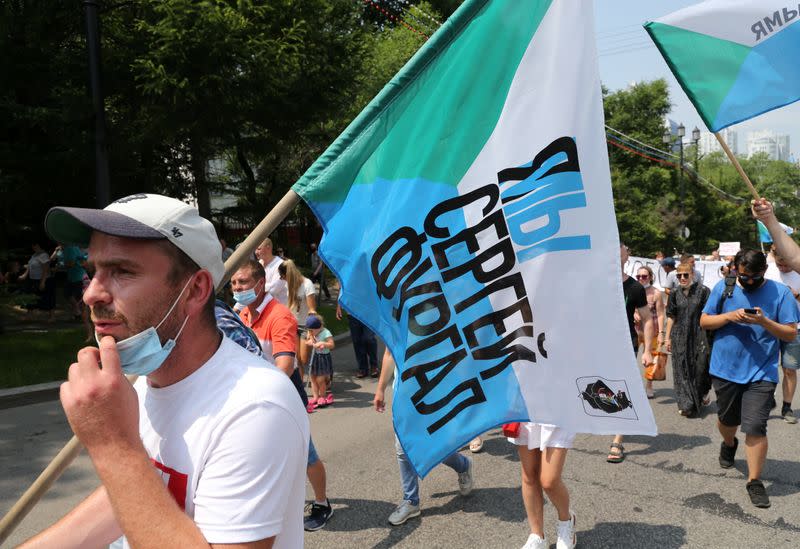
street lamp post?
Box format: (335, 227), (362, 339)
(692, 126), (701, 171)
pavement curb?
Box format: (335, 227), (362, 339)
(0, 331), (354, 409)
(0, 381), (62, 410)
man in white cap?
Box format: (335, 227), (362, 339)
(21, 193), (308, 549)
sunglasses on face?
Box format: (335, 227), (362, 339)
(738, 274), (764, 283)
(676, 273), (691, 279)
(636, 274), (650, 280)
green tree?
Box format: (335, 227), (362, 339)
(603, 79), (756, 256)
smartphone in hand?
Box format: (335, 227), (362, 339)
(744, 308), (758, 314)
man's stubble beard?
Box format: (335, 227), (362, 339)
(91, 284), (185, 344)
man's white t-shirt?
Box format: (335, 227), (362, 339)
(27, 251), (50, 280)
(290, 277), (317, 325)
(765, 263), (800, 295)
(261, 256), (288, 305)
(120, 336), (309, 548)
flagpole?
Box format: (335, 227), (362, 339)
(714, 132), (760, 200)
(0, 189), (301, 545)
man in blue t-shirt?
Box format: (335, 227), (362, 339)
(700, 249), (799, 509)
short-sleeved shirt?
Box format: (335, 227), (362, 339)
(290, 277), (317, 324)
(121, 337), (308, 549)
(261, 256), (288, 305)
(623, 276), (647, 349)
(27, 252), (50, 280)
(239, 295), (298, 364)
(765, 264), (800, 296)
(702, 279), (800, 383)
(310, 328), (333, 355)
(61, 245), (87, 283)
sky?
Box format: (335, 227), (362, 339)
(594, 0), (800, 158)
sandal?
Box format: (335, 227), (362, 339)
(645, 387), (654, 399)
(607, 443), (625, 463)
(469, 436), (484, 453)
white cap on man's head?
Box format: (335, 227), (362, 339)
(45, 193), (224, 287)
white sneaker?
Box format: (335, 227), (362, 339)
(458, 455), (474, 496)
(556, 509), (577, 549)
(522, 533), (548, 549)
(388, 500), (420, 526)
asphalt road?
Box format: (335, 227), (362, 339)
(2, 342), (799, 548)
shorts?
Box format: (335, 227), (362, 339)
(712, 377), (776, 437)
(507, 422), (576, 451)
(307, 436), (319, 466)
(781, 333), (800, 370)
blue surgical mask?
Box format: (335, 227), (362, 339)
(233, 288), (257, 306)
(96, 278), (192, 376)
(233, 280), (263, 306)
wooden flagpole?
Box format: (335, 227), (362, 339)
(0, 189), (301, 545)
(714, 132), (760, 200)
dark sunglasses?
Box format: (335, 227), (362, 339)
(738, 274), (764, 283)
(676, 273), (691, 279)
(635, 274), (650, 280)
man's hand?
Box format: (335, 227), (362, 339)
(728, 308), (763, 325)
(751, 198), (775, 221)
(373, 389), (386, 413)
(60, 336), (141, 459)
(335, 303), (343, 321)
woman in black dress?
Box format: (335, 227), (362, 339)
(665, 264), (712, 417)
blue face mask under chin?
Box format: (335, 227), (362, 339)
(233, 287), (258, 306)
(96, 278), (192, 376)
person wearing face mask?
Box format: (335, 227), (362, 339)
(22, 194), (309, 549)
(664, 264), (711, 417)
(700, 248), (799, 509)
(232, 260), (335, 532)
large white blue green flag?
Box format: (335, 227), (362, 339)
(293, 0), (657, 476)
(646, 1), (800, 132)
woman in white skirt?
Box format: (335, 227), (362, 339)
(508, 422), (577, 549)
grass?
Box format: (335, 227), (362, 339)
(0, 327), (86, 389)
(315, 300), (349, 336)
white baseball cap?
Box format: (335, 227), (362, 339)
(45, 193), (224, 287)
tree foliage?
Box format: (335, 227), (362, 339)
(603, 79), (800, 256)
(3, 1), (799, 261)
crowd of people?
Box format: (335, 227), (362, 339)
(9, 193), (800, 549)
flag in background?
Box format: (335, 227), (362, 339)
(293, 0), (657, 476)
(645, 1), (800, 132)
(758, 219), (794, 243)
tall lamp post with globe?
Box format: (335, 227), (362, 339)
(664, 124), (689, 243)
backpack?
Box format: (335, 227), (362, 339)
(708, 274), (737, 347)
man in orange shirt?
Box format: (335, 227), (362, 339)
(233, 260), (334, 531)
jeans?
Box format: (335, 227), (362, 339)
(394, 434), (468, 506)
(349, 316), (378, 374)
